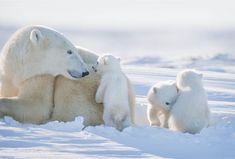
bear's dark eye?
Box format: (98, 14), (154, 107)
(67, 50), (73, 55)
(97, 62), (99, 64)
(165, 102), (170, 105)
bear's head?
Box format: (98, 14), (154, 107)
(3, 25), (89, 85)
(176, 69), (203, 89)
(28, 26), (89, 79)
(92, 54), (121, 74)
(147, 80), (178, 110)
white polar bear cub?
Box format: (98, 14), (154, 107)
(147, 80), (178, 128)
(168, 69), (210, 134)
(93, 54), (131, 130)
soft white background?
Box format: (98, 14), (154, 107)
(0, 1), (235, 158)
(0, 0), (235, 59)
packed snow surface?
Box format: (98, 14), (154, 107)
(0, 55), (235, 158)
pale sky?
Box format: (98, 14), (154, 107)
(0, 0), (235, 59)
(0, 0), (235, 29)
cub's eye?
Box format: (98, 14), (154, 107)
(67, 50), (73, 55)
(97, 62), (99, 64)
(165, 102), (170, 105)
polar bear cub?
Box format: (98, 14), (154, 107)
(93, 54), (131, 130)
(168, 69), (210, 134)
(147, 80), (178, 128)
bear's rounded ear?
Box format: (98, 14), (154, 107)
(153, 87), (157, 94)
(30, 29), (44, 45)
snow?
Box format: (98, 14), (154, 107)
(1, 54), (235, 158)
(1, 0), (235, 156)
(2, 0), (235, 29)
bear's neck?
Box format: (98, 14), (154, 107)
(14, 65), (57, 87)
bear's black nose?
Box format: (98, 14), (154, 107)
(82, 71), (89, 77)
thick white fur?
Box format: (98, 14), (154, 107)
(52, 69), (135, 127)
(0, 75), (55, 123)
(168, 69), (210, 134)
(0, 41), (136, 126)
(0, 25), (88, 97)
(52, 72), (104, 126)
(147, 80), (178, 128)
(76, 46), (99, 71)
(94, 55), (132, 130)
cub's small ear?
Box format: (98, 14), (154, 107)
(153, 87), (157, 94)
(30, 29), (44, 45)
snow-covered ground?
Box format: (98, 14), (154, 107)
(0, 54), (235, 158)
(1, 0), (235, 157)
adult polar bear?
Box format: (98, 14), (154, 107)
(0, 25), (89, 123)
(0, 25), (135, 126)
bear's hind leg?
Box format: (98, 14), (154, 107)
(0, 97), (50, 124)
(161, 111), (170, 128)
(147, 105), (160, 126)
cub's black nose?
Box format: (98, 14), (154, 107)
(82, 71), (89, 77)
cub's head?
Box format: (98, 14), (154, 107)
(23, 26), (89, 80)
(147, 80), (178, 110)
(92, 54), (121, 74)
(176, 69), (203, 89)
